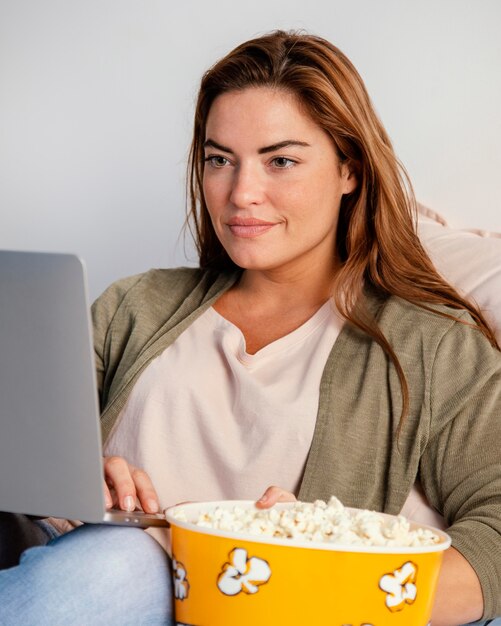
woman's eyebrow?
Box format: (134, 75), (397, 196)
(203, 139), (233, 153)
(258, 140), (310, 154)
(203, 139), (310, 154)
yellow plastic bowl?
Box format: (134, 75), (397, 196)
(164, 500), (451, 626)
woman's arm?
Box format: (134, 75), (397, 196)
(431, 547), (483, 626)
(420, 317), (501, 619)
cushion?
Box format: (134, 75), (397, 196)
(417, 204), (501, 344)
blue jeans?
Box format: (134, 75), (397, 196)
(0, 516), (174, 625)
(0, 514), (499, 626)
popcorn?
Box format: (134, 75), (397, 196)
(172, 496), (440, 547)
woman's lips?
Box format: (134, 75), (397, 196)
(227, 218), (278, 238)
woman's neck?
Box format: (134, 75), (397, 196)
(235, 266), (335, 314)
(213, 266), (337, 354)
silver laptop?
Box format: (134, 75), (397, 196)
(0, 250), (168, 527)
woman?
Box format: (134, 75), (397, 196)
(1, 30), (500, 626)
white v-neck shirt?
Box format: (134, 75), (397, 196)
(104, 301), (343, 509)
(104, 300), (446, 532)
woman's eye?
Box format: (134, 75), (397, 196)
(205, 155), (230, 168)
(271, 157), (295, 169)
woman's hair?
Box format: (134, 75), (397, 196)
(187, 30), (499, 425)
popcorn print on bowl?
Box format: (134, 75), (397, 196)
(172, 557), (190, 601)
(379, 561), (418, 612)
(217, 547), (271, 596)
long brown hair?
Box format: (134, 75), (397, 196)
(187, 30), (499, 424)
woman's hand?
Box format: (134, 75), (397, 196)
(103, 456), (160, 514)
(256, 486), (296, 509)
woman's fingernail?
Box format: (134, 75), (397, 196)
(258, 494), (268, 503)
(147, 499), (159, 513)
(124, 496), (135, 511)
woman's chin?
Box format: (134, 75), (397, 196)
(226, 256), (281, 273)
(224, 250), (273, 272)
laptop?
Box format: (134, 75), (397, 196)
(0, 250), (168, 528)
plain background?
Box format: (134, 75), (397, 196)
(1, 0), (500, 300)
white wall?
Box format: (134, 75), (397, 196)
(1, 0), (500, 300)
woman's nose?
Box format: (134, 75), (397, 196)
(229, 164), (265, 208)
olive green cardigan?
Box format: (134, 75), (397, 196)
(92, 267), (501, 618)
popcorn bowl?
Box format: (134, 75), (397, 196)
(164, 500), (451, 626)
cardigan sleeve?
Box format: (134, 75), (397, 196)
(419, 319), (501, 618)
(90, 273), (145, 404)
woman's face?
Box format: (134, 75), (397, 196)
(202, 87), (356, 278)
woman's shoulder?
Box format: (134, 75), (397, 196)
(94, 266), (235, 308)
(91, 266), (239, 330)
(95, 266), (206, 299)
(375, 293), (499, 366)
(379, 294), (470, 329)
